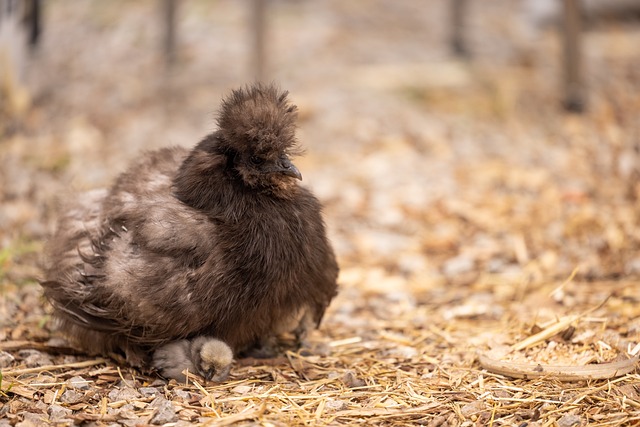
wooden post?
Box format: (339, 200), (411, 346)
(24, 0), (41, 49)
(251, 0), (266, 82)
(450, 0), (469, 58)
(562, 0), (585, 112)
(162, 0), (177, 67)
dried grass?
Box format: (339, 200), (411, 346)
(2, 277), (639, 426)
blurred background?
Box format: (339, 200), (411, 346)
(1, 0), (640, 317)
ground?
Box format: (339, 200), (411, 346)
(1, 0), (640, 426)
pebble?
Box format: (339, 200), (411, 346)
(149, 397), (178, 425)
(442, 255), (475, 277)
(624, 257), (640, 275)
(18, 350), (52, 368)
(34, 401), (48, 412)
(60, 389), (84, 404)
(0, 351), (15, 368)
(341, 371), (366, 388)
(324, 399), (348, 412)
(460, 400), (485, 417)
(16, 412), (46, 427)
(67, 376), (91, 390)
(117, 405), (138, 420)
(382, 345), (418, 359)
(48, 404), (73, 421)
(149, 378), (167, 387)
(108, 387), (142, 401)
(139, 387), (160, 397)
(173, 389), (192, 400)
(558, 414), (581, 427)
(231, 385), (252, 394)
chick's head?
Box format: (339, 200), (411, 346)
(191, 337), (233, 382)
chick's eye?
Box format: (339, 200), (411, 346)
(250, 155), (265, 166)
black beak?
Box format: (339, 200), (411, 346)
(204, 369), (215, 381)
(278, 157), (302, 180)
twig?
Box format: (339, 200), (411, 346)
(511, 315), (579, 351)
(549, 266), (580, 298)
(511, 299), (611, 352)
(0, 340), (83, 355)
(329, 402), (441, 420)
(116, 366), (134, 388)
(478, 354), (639, 381)
(2, 358), (108, 376)
(328, 337), (362, 347)
(205, 402), (266, 426)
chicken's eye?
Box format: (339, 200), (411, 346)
(250, 156), (265, 166)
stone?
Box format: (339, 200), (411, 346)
(324, 399), (348, 412)
(149, 398), (178, 425)
(47, 404), (72, 421)
(66, 376), (91, 390)
(558, 414), (581, 427)
(60, 389), (84, 404)
(231, 385), (252, 394)
(108, 387), (142, 401)
(139, 387), (160, 398)
(18, 350), (52, 368)
(341, 371), (366, 388)
(16, 412), (46, 427)
(443, 255), (475, 277)
(460, 400), (485, 417)
(0, 351), (15, 368)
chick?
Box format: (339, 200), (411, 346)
(41, 83), (339, 376)
(152, 337), (233, 382)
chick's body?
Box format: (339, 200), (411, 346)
(42, 84), (338, 373)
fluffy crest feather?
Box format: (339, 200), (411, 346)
(216, 83), (300, 156)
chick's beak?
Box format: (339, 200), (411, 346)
(204, 369), (215, 382)
(278, 157), (302, 180)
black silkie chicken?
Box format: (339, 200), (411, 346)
(41, 84), (339, 382)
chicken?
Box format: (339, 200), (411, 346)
(152, 337), (233, 383)
(41, 83), (339, 380)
